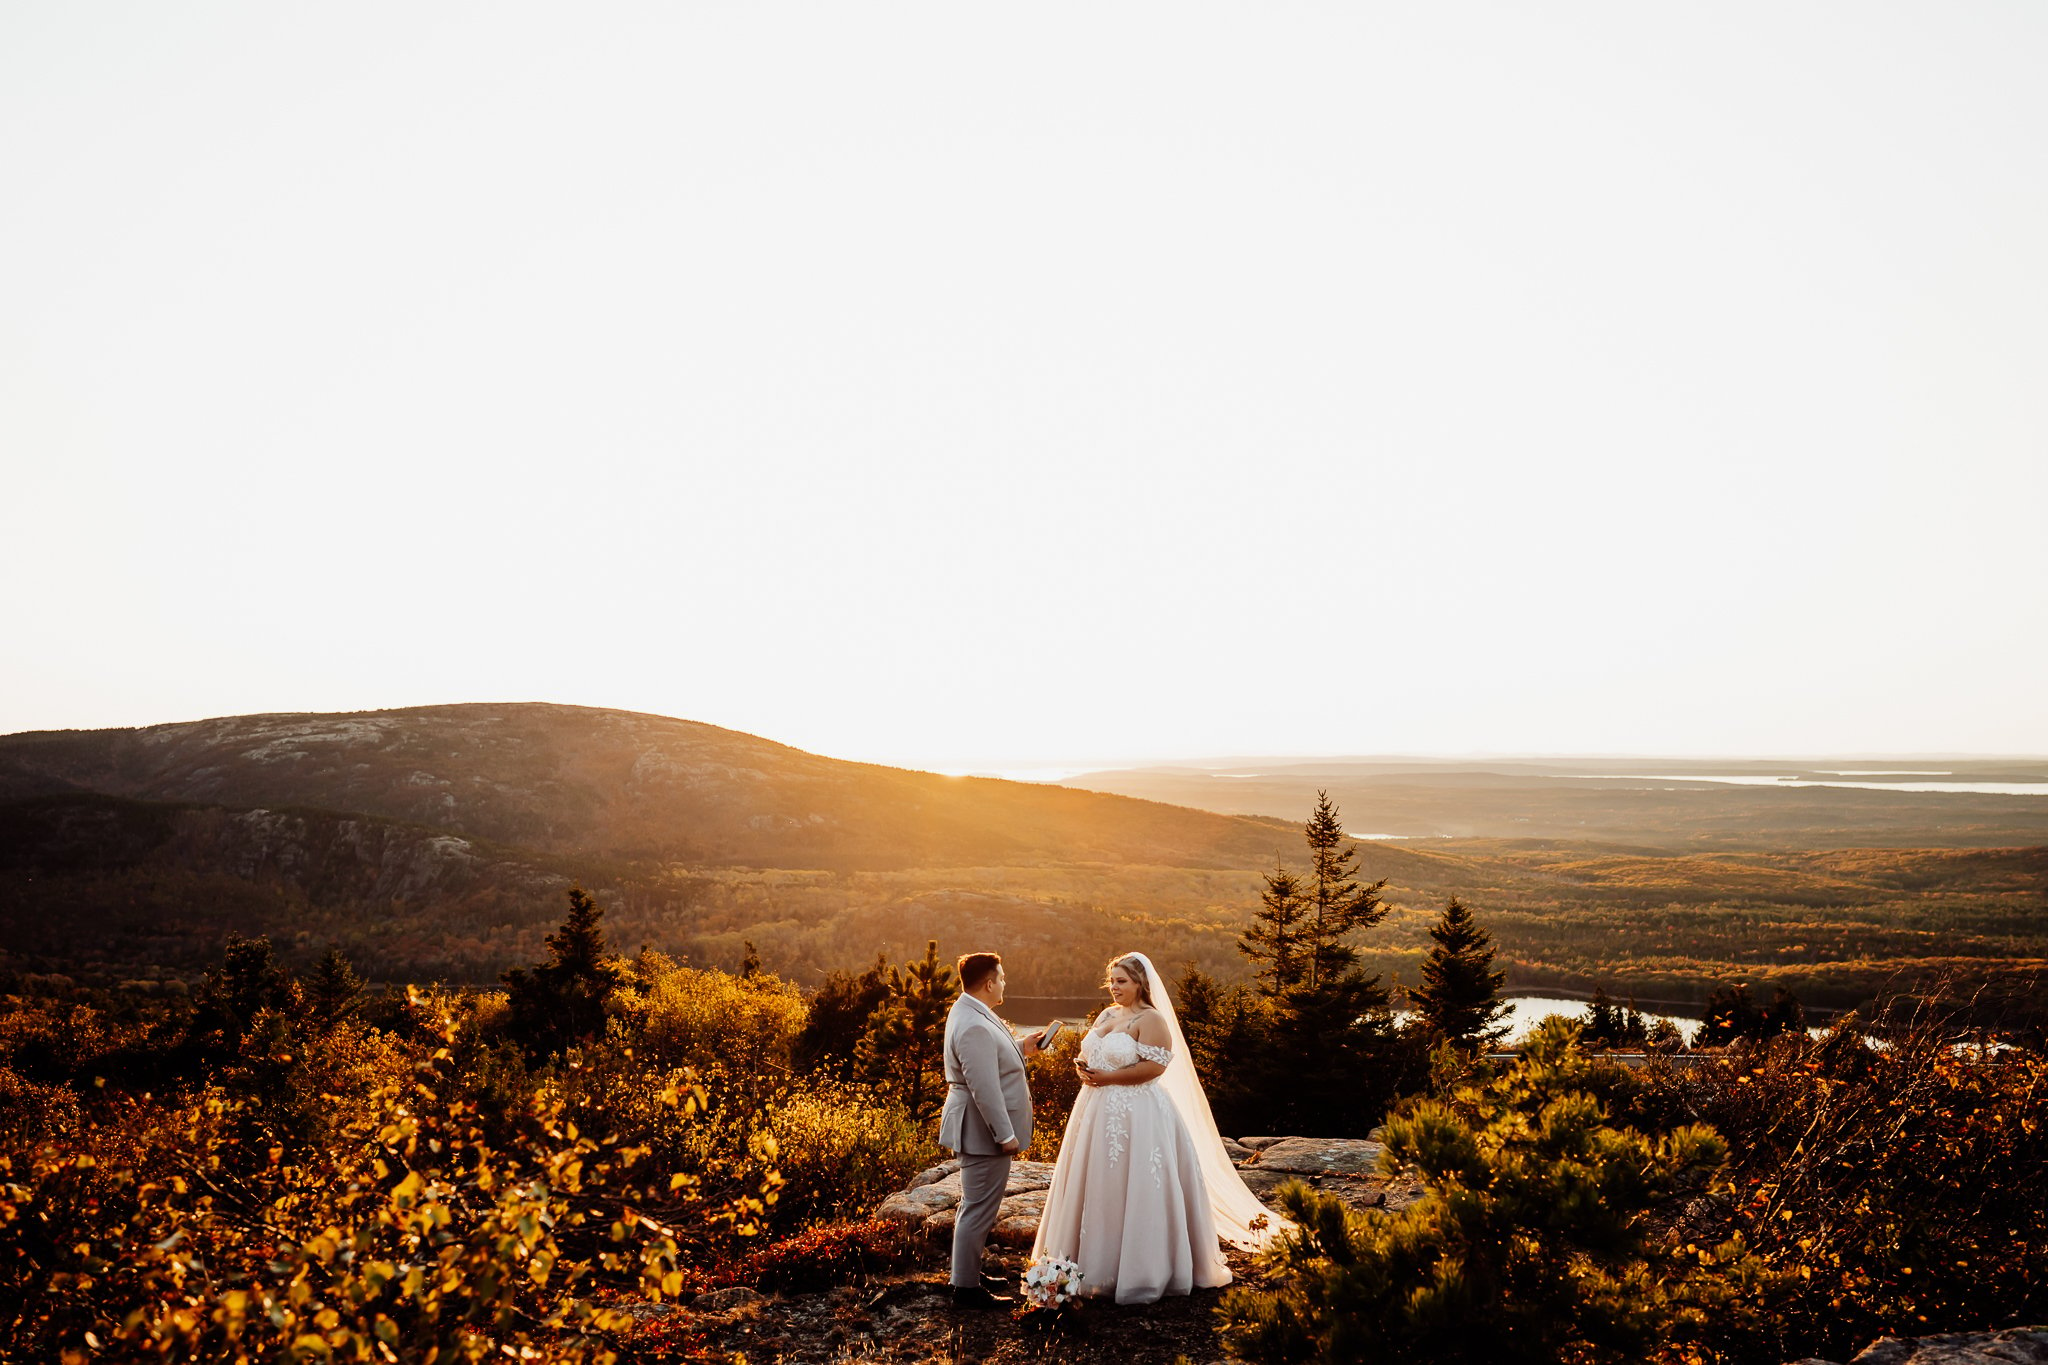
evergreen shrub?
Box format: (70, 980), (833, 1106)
(1219, 1018), (1752, 1365)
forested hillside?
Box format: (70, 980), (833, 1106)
(3, 706), (2042, 1026)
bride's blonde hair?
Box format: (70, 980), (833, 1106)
(1103, 953), (1154, 1007)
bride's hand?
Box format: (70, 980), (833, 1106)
(1074, 1060), (1097, 1087)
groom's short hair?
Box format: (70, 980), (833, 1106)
(957, 952), (1002, 992)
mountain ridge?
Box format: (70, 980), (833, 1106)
(0, 703), (1325, 874)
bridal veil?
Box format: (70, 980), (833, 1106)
(1127, 951), (1291, 1250)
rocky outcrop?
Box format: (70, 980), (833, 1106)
(1235, 1136), (1425, 1213)
(873, 1159), (1056, 1248)
(1789, 1328), (2048, 1365)
(875, 1136), (1426, 1244)
(1246, 1136), (1385, 1177)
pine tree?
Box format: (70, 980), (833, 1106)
(1620, 996), (1649, 1048)
(1172, 964), (1273, 1134)
(305, 945), (365, 1023)
(1241, 860), (1312, 995)
(1232, 799), (1416, 1134)
(546, 887), (613, 978)
(856, 940), (958, 1118)
(793, 952), (892, 1076)
(1585, 985), (1622, 1048)
(191, 935), (303, 1061)
(1410, 896), (1509, 1047)
(1262, 970), (1405, 1134)
(503, 886), (625, 1058)
(1300, 792), (1387, 989)
(1692, 982), (1763, 1049)
(1762, 986), (1806, 1038)
(739, 940), (762, 978)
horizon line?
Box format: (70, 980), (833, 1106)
(5, 699), (2046, 769)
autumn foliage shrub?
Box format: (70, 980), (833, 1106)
(618, 951), (807, 1083)
(686, 1217), (920, 1295)
(0, 988), (779, 1364)
(3, 887), (1283, 1360)
(1023, 1025), (1084, 1162)
(0, 886), (958, 1363)
(1635, 1009), (2048, 1363)
(535, 953), (934, 1246)
(754, 1080), (935, 1228)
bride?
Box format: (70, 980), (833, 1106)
(1029, 952), (1287, 1304)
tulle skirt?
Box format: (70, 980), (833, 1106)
(1029, 1079), (1233, 1304)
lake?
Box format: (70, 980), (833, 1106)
(1008, 993), (1711, 1043)
(1487, 994), (1700, 1042)
(1581, 774), (2048, 796)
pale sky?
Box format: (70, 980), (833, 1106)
(3, 3), (2044, 770)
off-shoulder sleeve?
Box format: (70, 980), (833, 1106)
(1134, 1040), (1173, 1066)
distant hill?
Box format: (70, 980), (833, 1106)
(0, 704), (1340, 872)
(0, 704), (1436, 991)
(1061, 758), (2048, 850)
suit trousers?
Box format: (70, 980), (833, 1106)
(950, 1152), (1013, 1287)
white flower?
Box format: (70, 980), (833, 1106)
(1021, 1255), (1084, 1310)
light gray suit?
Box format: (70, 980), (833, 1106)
(938, 992), (1034, 1287)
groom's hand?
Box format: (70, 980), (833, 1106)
(999, 1138), (1021, 1154)
(1018, 1033), (1043, 1057)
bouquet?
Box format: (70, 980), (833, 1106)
(1020, 1254), (1084, 1311)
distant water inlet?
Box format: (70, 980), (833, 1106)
(1010, 993), (1748, 1045)
(1484, 995), (1702, 1042)
(1581, 774), (2048, 796)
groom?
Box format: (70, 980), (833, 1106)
(939, 951), (1042, 1309)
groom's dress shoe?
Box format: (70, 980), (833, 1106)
(979, 1272), (1010, 1293)
(950, 1285), (1013, 1311)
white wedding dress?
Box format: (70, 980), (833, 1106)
(1031, 954), (1289, 1304)
(1031, 1026), (1231, 1303)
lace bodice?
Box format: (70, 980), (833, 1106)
(1084, 1029), (1172, 1072)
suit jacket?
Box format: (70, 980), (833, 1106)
(938, 993), (1034, 1156)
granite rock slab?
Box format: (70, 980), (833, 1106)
(1247, 1137), (1386, 1177)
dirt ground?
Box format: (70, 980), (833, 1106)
(630, 1242), (1264, 1364)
